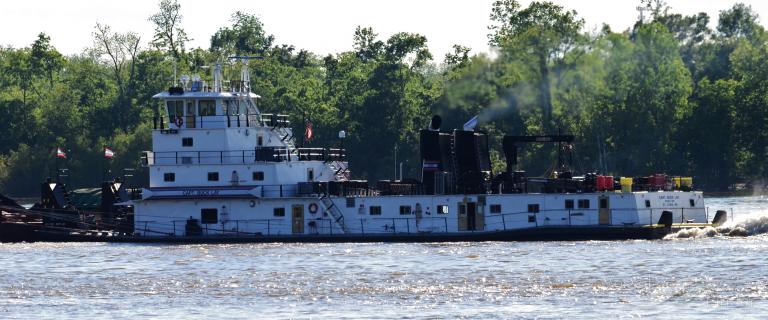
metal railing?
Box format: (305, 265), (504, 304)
(302, 217), (450, 235)
(134, 206), (713, 237)
(134, 219), (288, 236)
(152, 113), (290, 130)
(297, 148), (346, 162)
(482, 206), (708, 231)
(143, 147), (346, 165)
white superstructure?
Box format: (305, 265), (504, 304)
(133, 60), (708, 239)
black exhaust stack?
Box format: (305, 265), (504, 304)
(453, 130), (492, 194)
(420, 116), (443, 195)
(712, 210), (728, 226)
(658, 211), (673, 228)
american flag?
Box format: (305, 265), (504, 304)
(56, 147), (67, 159)
(305, 120), (313, 141)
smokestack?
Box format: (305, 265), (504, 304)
(429, 115), (442, 131)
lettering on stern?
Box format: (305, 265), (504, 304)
(181, 189), (221, 197)
(657, 194), (680, 207)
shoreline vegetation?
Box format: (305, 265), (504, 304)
(2, 0), (768, 196)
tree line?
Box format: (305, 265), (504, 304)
(0, 0), (766, 195)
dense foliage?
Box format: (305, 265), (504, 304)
(1, 0), (767, 195)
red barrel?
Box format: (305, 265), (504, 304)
(596, 176), (606, 191)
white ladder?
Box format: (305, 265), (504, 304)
(319, 195), (349, 234)
(327, 161), (349, 181)
(272, 126), (298, 159)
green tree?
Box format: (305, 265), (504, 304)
(681, 78), (738, 190)
(30, 33), (64, 88)
(210, 12), (274, 55)
(596, 23), (692, 174)
(149, 0), (189, 60)
(488, 0), (585, 129)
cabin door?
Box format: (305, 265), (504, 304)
(475, 204), (485, 231)
(466, 202), (477, 231)
(458, 203), (467, 231)
(185, 100), (197, 128)
(598, 196), (610, 225)
(292, 205), (304, 234)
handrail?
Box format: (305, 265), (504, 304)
(486, 206), (703, 230)
(144, 147), (346, 165)
(370, 217), (449, 234)
(152, 114), (291, 130)
(157, 218), (286, 236)
(134, 204), (709, 237)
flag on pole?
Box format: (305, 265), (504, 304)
(104, 146), (115, 159)
(56, 147), (67, 159)
(305, 120), (313, 141)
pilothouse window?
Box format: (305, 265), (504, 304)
(166, 101), (184, 119)
(199, 100), (216, 116)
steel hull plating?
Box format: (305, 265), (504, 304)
(30, 225), (671, 243)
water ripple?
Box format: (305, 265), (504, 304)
(0, 197), (767, 318)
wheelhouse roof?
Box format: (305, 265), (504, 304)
(152, 91), (261, 99)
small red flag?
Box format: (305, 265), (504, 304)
(56, 148), (67, 159)
(104, 146), (115, 159)
(305, 120), (313, 141)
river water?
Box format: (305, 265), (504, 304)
(1, 196), (767, 319)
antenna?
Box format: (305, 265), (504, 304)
(213, 63), (223, 92)
(172, 60), (179, 86)
(229, 56), (264, 93)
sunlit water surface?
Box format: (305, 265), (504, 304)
(1, 197), (767, 319)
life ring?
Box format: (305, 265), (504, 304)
(308, 203), (318, 214)
(249, 200), (256, 207)
(174, 116), (184, 127)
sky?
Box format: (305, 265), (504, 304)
(2, 0), (767, 61)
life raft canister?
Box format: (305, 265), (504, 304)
(308, 203), (319, 214)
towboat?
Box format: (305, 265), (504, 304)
(1, 58), (725, 243)
(118, 58), (719, 243)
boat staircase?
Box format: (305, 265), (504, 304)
(318, 195), (349, 234)
(272, 126), (298, 159)
(327, 161), (349, 181)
